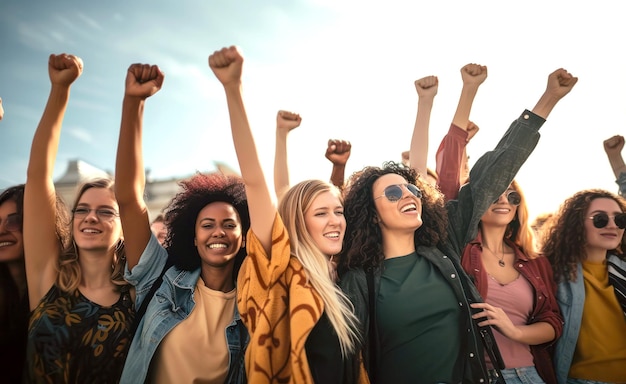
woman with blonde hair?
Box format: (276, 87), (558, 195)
(210, 45), (366, 383)
(23, 54), (133, 383)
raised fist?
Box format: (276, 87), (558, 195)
(209, 46), (243, 86)
(48, 53), (83, 86)
(415, 76), (438, 98)
(604, 135), (625, 155)
(325, 139), (351, 166)
(276, 110), (302, 133)
(460, 63), (487, 86)
(125, 63), (164, 99)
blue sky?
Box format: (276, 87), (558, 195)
(2, 0), (626, 220)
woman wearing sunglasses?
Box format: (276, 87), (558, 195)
(339, 68), (577, 384)
(23, 54), (134, 383)
(456, 180), (562, 384)
(542, 190), (626, 384)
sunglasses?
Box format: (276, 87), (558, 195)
(0, 213), (22, 232)
(375, 184), (422, 202)
(72, 207), (120, 221)
(493, 190), (521, 206)
(588, 212), (626, 229)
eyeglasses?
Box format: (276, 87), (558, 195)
(493, 190), (521, 206)
(0, 214), (22, 232)
(374, 184), (422, 202)
(588, 212), (626, 229)
(72, 207), (120, 221)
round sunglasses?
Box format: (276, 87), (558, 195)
(375, 184), (422, 202)
(493, 190), (521, 206)
(588, 212), (626, 229)
(0, 213), (22, 232)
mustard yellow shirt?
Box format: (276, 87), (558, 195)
(569, 260), (626, 383)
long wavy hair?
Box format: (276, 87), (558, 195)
(58, 178), (126, 294)
(339, 161), (448, 272)
(482, 180), (537, 258)
(542, 189), (626, 283)
(164, 173), (250, 281)
(278, 179), (360, 357)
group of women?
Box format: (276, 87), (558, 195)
(1, 47), (625, 384)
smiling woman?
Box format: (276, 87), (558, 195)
(23, 54), (132, 384)
(114, 61), (250, 384)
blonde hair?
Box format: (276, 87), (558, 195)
(508, 180), (538, 258)
(278, 180), (360, 357)
(57, 178), (127, 293)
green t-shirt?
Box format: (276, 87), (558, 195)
(377, 252), (461, 384)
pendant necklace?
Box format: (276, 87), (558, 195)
(484, 246), (506, 267)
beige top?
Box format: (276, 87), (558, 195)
(153, 280), (236, 384)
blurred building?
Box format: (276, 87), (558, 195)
(54, 159), (186, 221)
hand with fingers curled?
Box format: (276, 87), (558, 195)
(208, 45), (244, 86)
(545, 68), (578, 99)
(48, 53), (83, 86)
(460, 63), (488, 86)
(325, 139), (352, 167)
(276, 110), (302, 133)
(125, 63), (164, 99)
(466, 121), (480, 143)
(604, 134), (625, 156)
(471, 302), (522, 341)
(415, 75), (438, 99)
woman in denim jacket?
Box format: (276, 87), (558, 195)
(115, 63), (249, 384)
(339, 68), (577, 384)
(543, 190), (626, 384)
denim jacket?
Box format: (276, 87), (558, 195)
(553, 255), (626, 384)
(120, 234), (248, 384)
(341, 110), (545, 383)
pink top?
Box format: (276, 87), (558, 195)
(486, 274), (535, 369)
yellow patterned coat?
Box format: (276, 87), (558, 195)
(237, 214), (368, 384)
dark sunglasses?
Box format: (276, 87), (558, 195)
(588, 212), (626, 229)
(375, 184), (422, 202)
(493, 190), (521, 206)
(0, 213), (22, 232)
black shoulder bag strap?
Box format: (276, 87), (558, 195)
(365, 266), (378, 384)
(130, 257), (173, 336)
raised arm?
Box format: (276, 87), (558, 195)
(274, 110), (302, 201)
(325, 139), (351, 190)
(531, 68), (578, 119)
(115, 64), (164, 270)
(23, 54), (83, 309)
(209, 46), (276, 254)
(436, 64), (486, 200)
(451, 63), (487, 129)
(409, 75), (438, 177)
(449, 68), (578, 249)
(603, 135), (626, 178)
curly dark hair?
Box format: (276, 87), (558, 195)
(0, 184), (70, 255)
(542, 189), (626, 283)
(164, 172), (250, 276)
(339, 161), (448, 273)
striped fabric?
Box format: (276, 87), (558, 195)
(607, 258), (626, 319)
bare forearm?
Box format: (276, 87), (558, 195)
(410, 97), (434, 175)
(329, 164), (346, 189)
(26, 85), (70, 180)
(116, 96), (146, 204)
(274, 129), (290, 200)
(511, 321), (555, 345)
(452, 85), (479, 129)
(606, 153), (626, 179)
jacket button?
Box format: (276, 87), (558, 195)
(469, 352), (474, 358)
(451, 273), (456, 279)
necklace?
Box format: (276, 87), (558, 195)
(484, 246), (506, 267)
